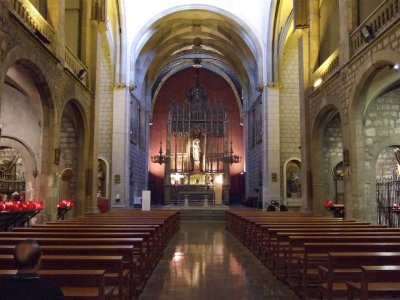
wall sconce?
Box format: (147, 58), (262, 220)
(361, 25), (373, 43)
(313, 78), (323, 88)
(77, 69), (87, 81)
(390, 64), (400, 70)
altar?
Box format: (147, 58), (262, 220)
(151, 70), (240, 206)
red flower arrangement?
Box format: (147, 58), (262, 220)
(57, 200), (74, 208)
(324, 199), (345, 218)
(57, 200), (74, 220)
(324, 200), (333, 209)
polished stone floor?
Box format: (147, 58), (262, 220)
(139, 221), (298, 300)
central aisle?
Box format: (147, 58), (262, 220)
(139, 221), (298, 300)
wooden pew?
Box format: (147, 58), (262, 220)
(0, 245), (140, 299)
(260, 226), (390, 266)
(346, 265), (400, 300)
(254, 223), (382, 259)
(279, 234), (400, 284)
(300, 243), (400, 299)
(0, 269), (114, 300)
(0, 238), (143, 299)
(0, 255), (129, 300)
(319, 252), (400, 300)
(0, 231), (153, 278)
(31, 223), (166, 252)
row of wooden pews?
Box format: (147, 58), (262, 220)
(226, 210), (400, 300)
(0, 210), (180, 299)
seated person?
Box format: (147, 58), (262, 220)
(266, 204), (276, 211)
(0, 239), (64, 300)
(279, 204), (288, 211)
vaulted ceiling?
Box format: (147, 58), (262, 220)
(130, 9), (263, 108)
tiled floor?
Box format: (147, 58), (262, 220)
(139, 221), (298, 300)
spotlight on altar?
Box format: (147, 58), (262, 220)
(215, 174), (223, 184)
(151, 141), (170, 165)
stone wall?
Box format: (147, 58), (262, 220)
(60, 112), (78, 200)
(98, 36), (113, 162)
(364, 89), (400, 173)
(306, 15), (400, 221)
(376, 147), (398, 180)
(129, 97), (147, 202)
(322, 114), (342, 199)
(129, 142), (147, 200)
(0, 0), (95, 219)
(279, 34), (301, 198)
(247, 104), (262, 200)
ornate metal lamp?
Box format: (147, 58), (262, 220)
(151, 141), (169, 165)
(225, 141), (241, 165)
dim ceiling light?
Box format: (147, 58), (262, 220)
(393, 64), (400, 70)
(313, 78), (323, 88)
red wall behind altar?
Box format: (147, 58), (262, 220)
(149, 68), (244, 203)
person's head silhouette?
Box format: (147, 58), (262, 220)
(14, 239), (42, 274)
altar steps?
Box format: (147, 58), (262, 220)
(180, 209), (226, 221)
(164, 199), (229, 207)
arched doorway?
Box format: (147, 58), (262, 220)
(58, 101), (85, 217)
(311, 108), (343, 215)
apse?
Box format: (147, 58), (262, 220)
(149, 68), (244, 204)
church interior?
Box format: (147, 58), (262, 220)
(1, 0), (400, 299)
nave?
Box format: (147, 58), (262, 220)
(139, 221), (297, 300)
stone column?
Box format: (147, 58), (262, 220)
(338, 0), (351, 65)
(111, 86), (130, 208)
(347, 119), (366, 221)
(84, 21), (105, 214)
(298, 28), (311, 212)
(309, 0), (320, 75)
(47, 0), (65, 59)
(262, 86), (280, 209)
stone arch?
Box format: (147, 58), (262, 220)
(130, 5), (264, 79)
(97, 156), (110, 199)
(349, 49), (400, 117)
(0, 136), (38, 199)
(282, 157), (301, 204)
(129, 5), (264, 112)
(151, 63), (243, 118)
(310, 105), (343, 215)
(58, 100), (86, 217)
(0, 50), (56, 219)
(346, 49), (400, 221)
(0, 46), (56, 117)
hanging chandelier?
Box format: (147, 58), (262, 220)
(151, 141), (169, 165)
(225, 141), (241, 165)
